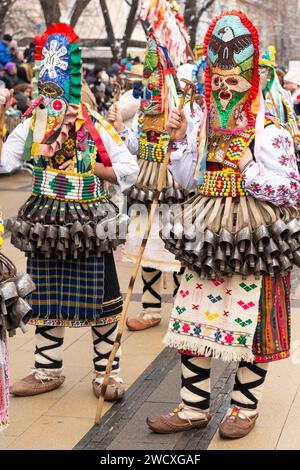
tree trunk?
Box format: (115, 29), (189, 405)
(121, 0), (140, 57)
(99, 0), (119, 60)
(39, 0), (61, 26)
(184, 0), (216, 51)
(0, 0), (15, 33)
(70, 0), (92, 28)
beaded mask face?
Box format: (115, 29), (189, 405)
(30, 24), (82, 145)
(141, 34), (165, 115)
(141, 33), (177, 116)
(204, 11), (260, 133)
(259, 46), (276, 95)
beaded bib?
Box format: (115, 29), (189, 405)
(138, 112), (169, 163)
(29, 115), (107, 203)
(199, 127), (255, 197)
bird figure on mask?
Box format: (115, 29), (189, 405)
(209, 26), (252, 70)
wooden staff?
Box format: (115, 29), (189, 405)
(94, 79), (196, 425)
(0, 104), (5, 157)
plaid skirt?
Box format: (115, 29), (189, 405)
(27, 252), (122, 327)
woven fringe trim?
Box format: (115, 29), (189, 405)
(164, 332), (255, 363)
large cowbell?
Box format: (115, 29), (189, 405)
(34, 33), (71, 145)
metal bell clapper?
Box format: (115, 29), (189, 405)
(269, 257), (280, 276)
(255, 258), (267, 277)
(245, 242), (258, 268)
(278, 254), (292, 273)
(57, 226), (70, 251)
(219, 228), (234, 257)
(46, 225), (58, 249)
(235, 227), (251, 254)
(83, 223), (96, 250)
(71, 221), (83, 248)
(56, 240), (67, 260)
(254, 226), (270, 253)
(165, 187), (176, 202)
(203, 257), (216, 278)
(240, 260), (250, 279)
(215, 246), (227, 273)
(41, 239), (51, 258)
(30, 222), (46, 249)
(264, 239), (279, 265)
(230, 246), (242, 273)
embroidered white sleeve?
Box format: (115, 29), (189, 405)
(118, 112), (139, 155)
(0, 119), (30, 173)
(99, 126), (139, 193)
(168, 122), (200, 190)
(242, 124), (300, 206)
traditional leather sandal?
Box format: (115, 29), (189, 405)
(147, 406), (212, 434)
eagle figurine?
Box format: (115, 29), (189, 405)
(209, 26), (252, 70)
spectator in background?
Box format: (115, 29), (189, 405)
(13, 83), (33, 114)
(17, 63), (33, 84)
(0, 64), (12, 89)
(24, 35), (41, 64)
(3, 62), (18, 89)
(0, 34), (12, 66)
(284, 69), (300, 116)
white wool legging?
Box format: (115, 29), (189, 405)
(141, 267), (184, 312)
(180, 355), (269, 413)
(34, 324), (120, 377)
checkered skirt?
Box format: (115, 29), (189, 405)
(27, 252), (122, 327)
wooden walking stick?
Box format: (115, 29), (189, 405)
(94, 79), (196, 425)
(0, 104), (5, 157)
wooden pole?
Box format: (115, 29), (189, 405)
(0, 104), (5, 157)
(94, 79), (195, 425)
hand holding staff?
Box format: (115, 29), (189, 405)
(94, 79), (196, 425)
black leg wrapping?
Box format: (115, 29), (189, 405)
(142, 267), (162, 309)
(92, 323), (120, 374)
(231, 361), (268, 410)
(34, 326), (64, 370)
(181, 355), (211, 410)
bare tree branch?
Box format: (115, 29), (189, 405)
(99, 0), (119, 60)
(184, 0), (216, 50)
(39, 0), (61, 26)
(70, 0), (92, 28)
(121, 0), (140, 56)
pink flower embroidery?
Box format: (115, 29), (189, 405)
(225, 333), (234, 344)
(279, 155), (288, 166)
(182, 324), (191, 333)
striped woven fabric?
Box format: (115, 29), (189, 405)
(253, 273), (291, 362)
(27, 252), (122, 327)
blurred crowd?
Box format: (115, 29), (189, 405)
(1, 30), (300, 133)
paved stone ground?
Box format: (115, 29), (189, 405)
(75, 351), (236, 451)
(2, 171), (300, 450)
